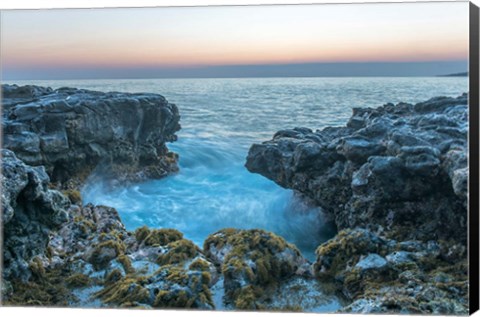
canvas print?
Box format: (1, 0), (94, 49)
(0, 1), (478, 314)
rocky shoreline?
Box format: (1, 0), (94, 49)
(1, 148), (339, 311)
(246, 93), (469, 313)
(1, 85), (469, 314)
(2, 84), (180, 188)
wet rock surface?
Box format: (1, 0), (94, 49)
(1, 149), (69, 281)
(204, 228), (312, 310)
(246, 93), (469, 314)
(2, 84), (181, 187)
(2, 170), (336, 310)
(2, 174), (218, 309)
(313, 228), (468, 314)
(246, 94), (468, 243)
(2, 89), (469, 314)
(1, 152), (340, 310)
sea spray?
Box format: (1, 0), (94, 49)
(78, 77), (467, 260)
(82, 135), (335, 260)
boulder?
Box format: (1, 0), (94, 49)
(204, 228), (309, 310)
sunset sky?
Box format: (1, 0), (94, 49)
(1, 2), (470, 79)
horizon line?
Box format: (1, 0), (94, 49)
(2, 61), (468, 81)
(2, 73), (469, 82)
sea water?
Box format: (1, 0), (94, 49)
(10, 77), (468, 260)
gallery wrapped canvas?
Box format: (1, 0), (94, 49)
(0, 0), (479, 315)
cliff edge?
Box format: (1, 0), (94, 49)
(2, 84), (181, 187)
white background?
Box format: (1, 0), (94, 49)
(0, 1), (479, 317)
(0, 0), (479, 9)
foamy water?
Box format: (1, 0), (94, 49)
(10, 77), (468, 260)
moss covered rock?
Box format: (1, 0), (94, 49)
(62, 189), (82, 205)
(85, 239), (127, 269)
(84, 227), (217, 310)
(135, 226), (183, 247)
(150, 266), (214, 309)
(95, 276), (151, 306)
(314, 228), (392, 279)
(342, 266), (468, 315)
(3, 264), (81, 307)
(204, 228), (308, 310)
(314, 228), (468, 314)
(65, 273), (92, 288)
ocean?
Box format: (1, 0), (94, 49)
(8, 77), (468, 260)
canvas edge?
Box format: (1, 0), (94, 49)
(0, 1), (476, 315)
(469, 1), (480, 315)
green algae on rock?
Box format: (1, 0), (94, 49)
(1, 88), (470, 314)
(204, 228), (310, 310)
(135, 226), (184, 247)
(313, 228), (468, 314)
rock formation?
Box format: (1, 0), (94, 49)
(1, 86), (469, 313)
(204, 228), (311, 309)
(246, 93), (469, 313)
(246, 94), (468, 243)
(314, 228), (467, 314)
(2, 84), (181, 187)
(1, 85), (339, 312)
(1, 149), (70, 281)
(1, 153), (323, 309)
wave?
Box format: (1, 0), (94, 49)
(82, 135), (335, 260)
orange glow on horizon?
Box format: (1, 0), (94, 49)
(4, 37), (468, 69)
(1, 2), (469, 71)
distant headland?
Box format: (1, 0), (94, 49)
(438, 71), (468, 77)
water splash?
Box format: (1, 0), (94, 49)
(77, 76), (467, 260)
(83, 135), (334, 260)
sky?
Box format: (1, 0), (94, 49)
(0, 2), (470, 79)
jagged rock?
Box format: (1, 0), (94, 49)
(0, 86), (214, 309)
(44, 208), (217, 309)
(1, 149), (70, 281)
(3, 198), (217, 308)
(246, 94), (468, 242)
(3, 87), (470, 314)
(2, 84), (181, 187)
(313, 229), (393, 279)
(342, 278), (468, 315)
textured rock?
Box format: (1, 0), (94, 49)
(2, 84), (181, 187)
(3, 191), (217, 309)
(313, 228), (468, 314)
(3, 87), (470, 313)
(354, 253), (387, 271)
(1, 149), (70, 281)
(246, 94), (468, 242)
(313, 229), (392, 279)
(203, 228), (310, 310)
(246, 93), (469, 314)
(341, 264), (468, 315)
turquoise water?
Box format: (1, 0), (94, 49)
(9, 77), (468, 260)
